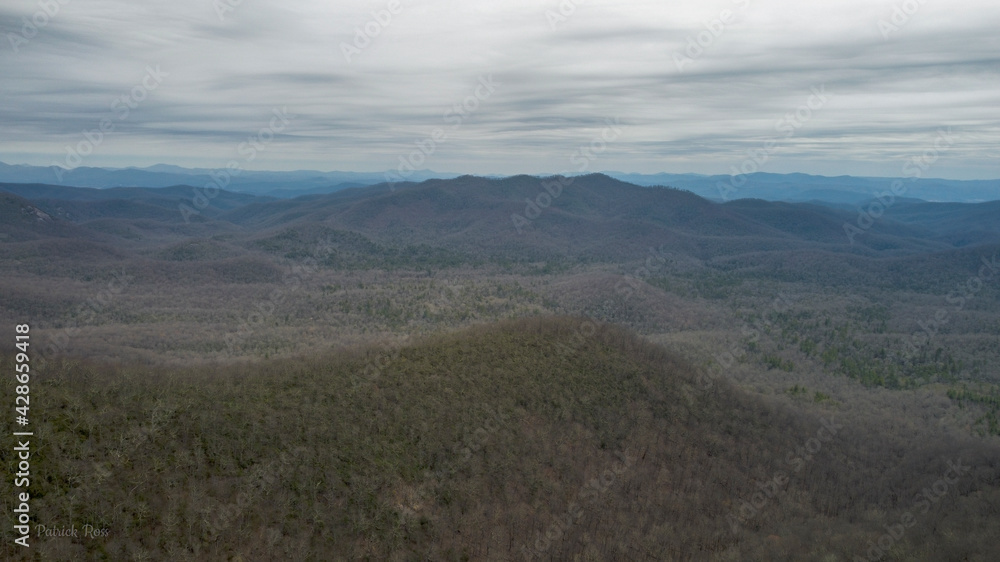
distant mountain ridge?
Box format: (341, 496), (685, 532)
(4, 174), (999, 264)
(1, 161), (996, 203)
(604, 171), (1000, 204)
(0, 161), (459, 198)
(2, 173), (999, 308)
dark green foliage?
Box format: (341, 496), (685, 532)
(948, 385), (1000, 436)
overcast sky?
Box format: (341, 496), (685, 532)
(1, 0), (998, 179)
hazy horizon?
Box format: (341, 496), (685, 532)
(2, 0), (998, 180)
(2, 159), (998, 185)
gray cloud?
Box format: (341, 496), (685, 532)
(0, 0), (997, 179)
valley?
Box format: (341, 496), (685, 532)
(1, 174), (999, 560)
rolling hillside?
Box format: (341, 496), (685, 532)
(2, 317), (997, 560)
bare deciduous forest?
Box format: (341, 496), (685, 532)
(1, 175), (999, 560)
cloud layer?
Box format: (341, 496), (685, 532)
(1, 0), (998, 179)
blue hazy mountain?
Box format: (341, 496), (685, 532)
(604, 171), (1000, 204)
(0, 161), (459, 197)
(0, 161), (996, 203)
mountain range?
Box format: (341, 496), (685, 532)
(3, 168), (999, 560)
(1, 161), (996, 203)
(3, 173), (998, 293)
